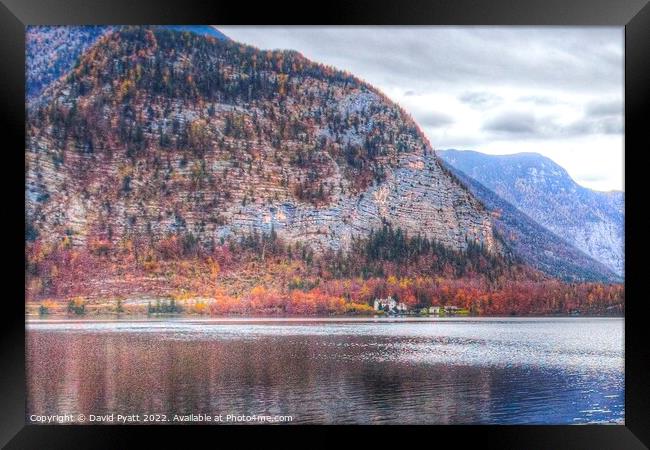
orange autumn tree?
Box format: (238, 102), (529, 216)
(211, 288), (245, 315)
(248, 285), (285, 312)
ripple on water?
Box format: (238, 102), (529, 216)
(26, 318), (624, 424)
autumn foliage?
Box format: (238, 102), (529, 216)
(25, 224), (624, 316)
(24, 27), (623, 317)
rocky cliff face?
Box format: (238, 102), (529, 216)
(438, 149), (624, 276)
(26, 27), (498, 256)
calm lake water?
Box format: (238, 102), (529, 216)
(26, 317), (624, 424)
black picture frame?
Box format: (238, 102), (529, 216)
(2, 0), (648, 447)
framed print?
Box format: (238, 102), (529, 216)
(1, 0), (649, 447)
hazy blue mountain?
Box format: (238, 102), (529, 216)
(437, 157), (621, 282)
(438, 149), (624, 277)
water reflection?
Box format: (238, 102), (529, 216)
(26, 318), (624, 424)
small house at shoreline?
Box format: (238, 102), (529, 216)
(429, 305), (462, 315)
(373, 296), (408, 314)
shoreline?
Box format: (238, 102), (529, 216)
(26, 314), (625, 324)
(26, 298), (624, 320)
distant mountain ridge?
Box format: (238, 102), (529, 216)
(26, 25), (228, 102)
(27, 26), (112, 100)
(438, 149), (624, 277)
(165, 25), (229, 41)
(437, 156), (621, 282)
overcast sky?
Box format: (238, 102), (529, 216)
(217, 26), (624, 192)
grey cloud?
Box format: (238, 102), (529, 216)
(459, 91), (502, 110)
(483, 112), (537, 134)
(216, 26), (623, 190)
(484, 111), (622, 139)
(417, 111), (454, 128)
(600, 116), (624, 134)
(218, 26), (623, 94)
(518, 95), (564, 106)
(586, 100), (622, 117)
(567, 116), (623, 135)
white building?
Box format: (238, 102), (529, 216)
(374, 296), (408, 313)
(429, 305), (461, 315)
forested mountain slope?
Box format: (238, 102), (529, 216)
(26, 26), (499, 257)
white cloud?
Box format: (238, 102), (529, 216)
(217, 26), (624, 191)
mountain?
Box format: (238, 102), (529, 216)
(165, 25), (229, 41)
(27, 26), (112, 100)
(438, 150), (624, 277)
(26, 26), (228, 102)
(26, 26), (499, 259)
(437, 157), (621, 282)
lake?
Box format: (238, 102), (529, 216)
(26, 317), (624, 424)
